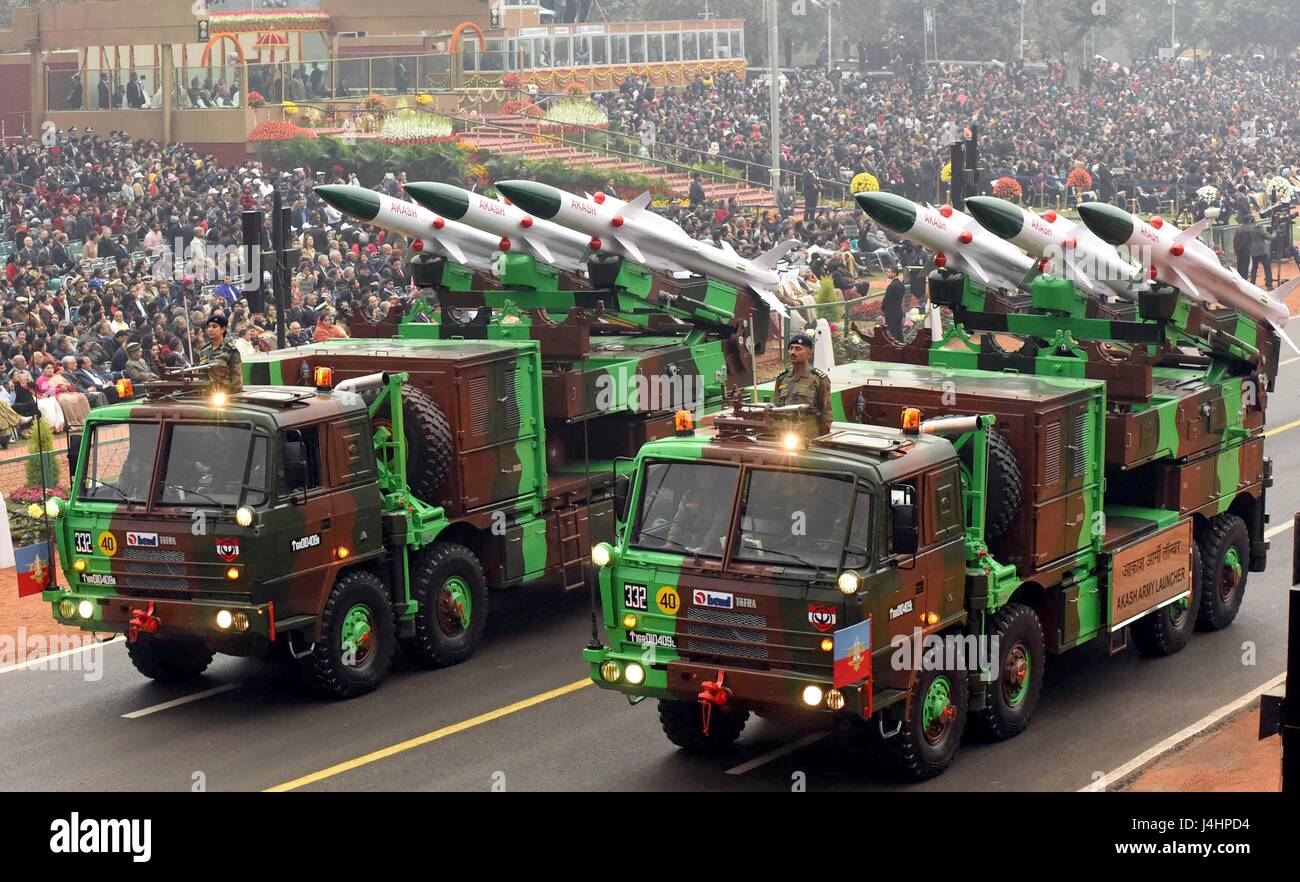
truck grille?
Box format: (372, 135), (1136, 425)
(681, 607), (770, 661)
(118, 547), (187, 593)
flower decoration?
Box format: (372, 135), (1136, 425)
(992, 176), (1023, 200)
(850, 172), (880, 194)
(1066, 167), (1093, 190)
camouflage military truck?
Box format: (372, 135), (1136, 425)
(40, 246), (759, 697)
(584, 270), (1272, 780)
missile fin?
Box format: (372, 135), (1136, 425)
(753, 239), (801, 271)
(1170, 264), (1204, 302)
(960, 251), (993, 286)
(1271, 320), (1300, 355)
(521, 232), (555, 265)
(1265, 273), (1300, 307)
(613, 235), (647, 265)
(752, 286), (790, 318)
(439, 239), (468, 265)
(1173, 216), (1211, 244)
(618, 191), (653, 219)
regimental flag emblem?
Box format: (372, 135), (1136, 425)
(15, 542), (51, 597)
(832, 617), (872, 690)
(216, 538), (240, 563)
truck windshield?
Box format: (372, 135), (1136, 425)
(79, 422), (160, 504)
(732, 469), (856, 570)
(631, 461), (740, 558)
(155, 425), (269, 507)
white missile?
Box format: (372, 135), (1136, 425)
(314, 184), (506, 273)
(966, 196), (1141, 299)
(494, 180), (799, 316)
(855, 191), (1037, 291)
(1078, 202), (1297, 351)
(402, 181), (593, 271)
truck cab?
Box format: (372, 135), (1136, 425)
(584, 399), (987, 778)
(47, 384), (383, 660)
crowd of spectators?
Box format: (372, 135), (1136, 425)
(1, 129), (418, 444)
(3, 49), (1298, 444)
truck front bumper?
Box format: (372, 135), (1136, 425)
(44, 589), (276, 643)
(584, 646), (867, 716)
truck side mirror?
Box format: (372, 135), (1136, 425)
(891, 503), (918, 557)
(283, 440), (308, 493)
(614, 473), (631, 523)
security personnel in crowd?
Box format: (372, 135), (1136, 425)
(201, 314), (243, 394)
(773, 332), (832, 437)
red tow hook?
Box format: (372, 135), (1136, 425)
(698, 670), (731, 736)
(127, 602), (160, 643)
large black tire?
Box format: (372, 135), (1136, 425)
(959, 425), (1022, 541)
(302, 569), (396, 699)
(1132, 542), (1202, 656)
(374, 384), (452, 504)
(126, 635), (214, 682)
(658, 699), (748, 754)
(875, 663), (968, 782)
(968, 603), (1045, 741)
(402, 542), (489, 668)
(1196, 513), (1249, 632)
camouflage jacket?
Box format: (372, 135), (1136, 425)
(201, 337), (244, 393)
(773, 364), (832, 436)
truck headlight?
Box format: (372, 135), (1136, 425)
(77, 600), (94, 619)
(624, 662), (645, 685)
(73, 558), (87, 572)
(235, 506), (255, 527)
(591, 542), (613, 568)
(58, 598), (76, 618)
(45, 497), (63, 518)
(216, 610), (234, 630)
(801, 685), (824, 707)
(599, 661), (621, 682)
(837, 571), (861, 595)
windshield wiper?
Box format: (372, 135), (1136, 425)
(746, 544), (830, 580)
(83, 478), (135, 504)
(160, 482), (225, 508)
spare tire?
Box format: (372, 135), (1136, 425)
(958, 424), (1022, 542)
(373, 384), (453, 504)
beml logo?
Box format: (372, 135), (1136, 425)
(692, 589), (733, 609)
(808, 604), (837, 632)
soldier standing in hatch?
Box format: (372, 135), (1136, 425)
(201, 314), (243, 394)
(773, 332), (832, 437)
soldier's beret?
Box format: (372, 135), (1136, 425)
(788, 333), (814, 349)
(207, 314), (228, 328)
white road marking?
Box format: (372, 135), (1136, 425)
(726, 732), (828, 775)
(122, 683), (239, 719)
(0, 636), (123, 675)
(1280, 356), (1300, 368)
(1079, 672), (1286, 792)
(1265, 520), (1293, 540)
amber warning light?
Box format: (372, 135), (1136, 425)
(314, 367), (334, 389)
(674, 410), (695, 436)
(902, 407), (922, 435)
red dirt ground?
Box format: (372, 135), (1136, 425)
(1121, 706), (1281, 792)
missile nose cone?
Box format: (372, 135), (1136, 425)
(403, 181), (470, 220)
(965, 196), (1025, 241)
(313, 184), (380, 222)
(494, 180), (562, 220)
(854, 191), (918, 234)
(1077, 202), (1135, 247)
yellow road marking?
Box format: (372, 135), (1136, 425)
(265, 678), (592, 791)
(1265, 417), (1300, 438)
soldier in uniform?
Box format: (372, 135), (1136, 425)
(201, 314), (243, 394)
(773, 332), (832, 437)
(122, 341), (158, 385)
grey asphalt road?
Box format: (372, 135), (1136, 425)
(2, 357), (1297, 793)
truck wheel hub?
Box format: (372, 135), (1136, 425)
(921, 676), (955, 744)
(437, 576), (472, 636)
(340, 603), (375, 667)
(1001, 642), (1030, 707)
(1219, 548), (1242, 602)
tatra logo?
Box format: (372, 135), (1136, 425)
(889, 599), (914, 620)
(808, 604), (837, 632)
(692, 589), (733, 609)
(291, 534), (321, 552)
(216, 538), (240, 562)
